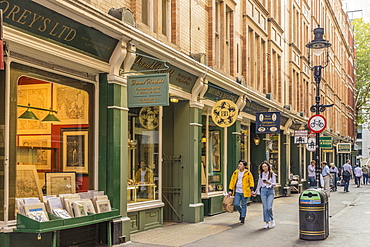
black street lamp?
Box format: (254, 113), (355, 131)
(306, 26), (332, 188)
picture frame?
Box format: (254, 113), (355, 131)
(209, 174), (221, 183)
(17, 84), (52, 135)
(210, 130), (221, 172)
(18, 135), (52, 170)
(53, 84), (89, 125)
(45, 172), (76, 196)
(16, 165), (43, 200)
(95, 200), (112, 213)
(62, 130), (88, 174)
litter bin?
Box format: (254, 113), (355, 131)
(299, 188), (329, 240)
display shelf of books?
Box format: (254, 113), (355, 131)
(14, 191), (121, 233)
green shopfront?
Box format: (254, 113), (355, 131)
(0, 0), (134, 245)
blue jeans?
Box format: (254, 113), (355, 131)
(363, 174), (368, 185)
(234, 192), (248, 217)
(343, 176), (350, 192)
(261, 187), (274, 222)
(355, 176), (361, 186)
(308, 176), (316, 187)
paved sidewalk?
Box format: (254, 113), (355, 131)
(124, 183), (370, 247)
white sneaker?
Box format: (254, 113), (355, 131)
(270, 220), (275, 228)
(263, 223), (269, 229)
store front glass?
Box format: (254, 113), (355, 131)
(267, 133), (280, 184)
(240, 125), (250, 168)
(10, 66), (94, 221)
(127, 107), (160, 204)
(201, 115), (224, 195)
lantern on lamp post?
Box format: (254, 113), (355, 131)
(306, 26), (333, 188)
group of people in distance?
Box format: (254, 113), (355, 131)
(228, 160), (276, 229)
(308, 159), (368, 193)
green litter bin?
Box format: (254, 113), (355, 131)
(299, 188), (329, 240)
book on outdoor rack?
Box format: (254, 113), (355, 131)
(53, 208), (72, 219)
(23, 203), (49, 222)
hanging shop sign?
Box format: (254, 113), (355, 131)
(211, 99), (238, 128)
(139, 106), (160, 130)
(294, 130), (308, 144)
(131, 50), (197, 92)
(204, 82), (239, 103)
(337, 143), (351, 153)
(255, 112), (280, 134)
(127, 73), (169, 107)
(242, 101), (269, 115)
(308, 115), (326, 133)
(0, 0), (118, 62)
(320, 136), (332, 148)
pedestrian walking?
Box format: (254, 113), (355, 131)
(362, 165), (369, 185)
(228, 160), (254, 224)
(321, 161), (332, 196)
(354, 164), (363, 187)
(342, 159), (353, 192)
(308, 160), (316, 188)
(330, 163), (339, 191)
(251, 161), (277, 229)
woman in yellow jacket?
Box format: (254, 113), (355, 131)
(228, 160), (254, 224)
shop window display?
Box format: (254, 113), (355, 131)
(13, 75), (92, 219)
(127, 107), (159, 203)
(201, 117), (224, 194)
(268, 133), (279, 184)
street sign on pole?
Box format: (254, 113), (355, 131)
(306, 138), (316, 152)
(294, 130), (308, 144)
(308, 114), (326, 133)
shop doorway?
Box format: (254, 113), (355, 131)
(162, 155), (183, 222)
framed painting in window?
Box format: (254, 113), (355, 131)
(18, 135), (52, 170)
(62, 130), (88, 174)
(16, 165), (43, 200)
(53, 84), (89, 125)
(209, 130), (221, 172)
(45, 172), (76, 196)
(17, 84), (51, 134)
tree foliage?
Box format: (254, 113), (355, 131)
(353, 18), (370, 126)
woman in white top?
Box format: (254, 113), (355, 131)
(252, 161), (277, 229)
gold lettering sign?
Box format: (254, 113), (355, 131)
(211, 100), (238, 128)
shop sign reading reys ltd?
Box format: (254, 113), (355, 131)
(0, 0), (118, 62)
(255, 112), (280, 134)
(211, 99), (238, 128)
(127, 73), (169, 107)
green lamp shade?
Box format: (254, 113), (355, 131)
(41, 112), (60, 123)
(18, 108), (39, 120)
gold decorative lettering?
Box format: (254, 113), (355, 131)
(28, 13), (44, 28)
(16, 9), (31, 24)
(0, 1), (10, 14)
(38, 18), (51, 32)
(5, 4), (20, 21)
(64, 28), (76, 41)
(48, 22), (60, 36)
(57, 25), (70, 38)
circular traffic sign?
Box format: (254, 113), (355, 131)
(308, 115), (326, 133)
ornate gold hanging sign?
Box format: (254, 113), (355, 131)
(211, 99), (238, 128)
(139, 106), (160, 129)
